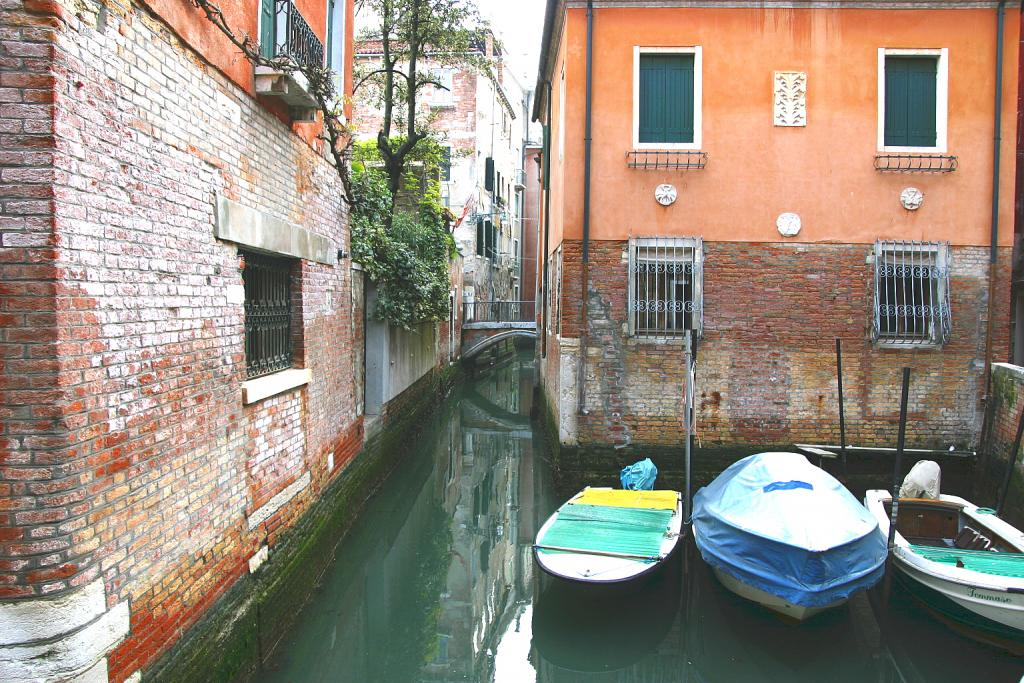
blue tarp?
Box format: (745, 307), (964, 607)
(693, 452), (887, 608)
(620, 458), (658, 490)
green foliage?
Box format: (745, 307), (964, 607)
(351, 140), (456, 329)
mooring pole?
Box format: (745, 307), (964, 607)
(836, 338), (848, 480)
(997, 405), (1024, 514)
(883, 367), (911, 603)
(684, 332), (693, 525)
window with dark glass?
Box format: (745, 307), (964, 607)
(242, 250), (294, 378)
(884, 56), (938, 148)
(638, 54), (695, 144)
(873, 241), (951, 346)
(628, 237), (703, 338)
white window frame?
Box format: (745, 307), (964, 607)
(430, 68), (455, 107)
(632, 46), (703, 151)
(627, 236), (704, 339)
(877, 48), (948, 154)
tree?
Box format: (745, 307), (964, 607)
(355, 0), (491, 210)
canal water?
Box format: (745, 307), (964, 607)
(257, 348), (1024, 683)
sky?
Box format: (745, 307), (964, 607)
(479, 0), (547, 88)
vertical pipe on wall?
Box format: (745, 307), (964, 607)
(981, 0), (1007, 463)
(542, 84), (552, 358)
(576, 0), (594, 416)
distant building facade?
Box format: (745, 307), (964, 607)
(353, 33), (529, 323)
(0, 0), (364, 680)
(534, 0), (1018, 449)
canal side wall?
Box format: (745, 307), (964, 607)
(0, 0), (365, 681)
(976, 363), (1024, 527)
(539, 240), (1011, 451)
(140, 363), (462, 683)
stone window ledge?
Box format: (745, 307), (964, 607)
(242, 368), (312, 405)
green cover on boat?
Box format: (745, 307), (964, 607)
(537, 504), (674, 561)
(909, 545), (1024, 579)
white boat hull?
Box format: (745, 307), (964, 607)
(864, 489), (1024, 652)
(710, 566), (846, 621)
(534, 491), (684, 585)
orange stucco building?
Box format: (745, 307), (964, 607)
(533, 0), (1019, 450)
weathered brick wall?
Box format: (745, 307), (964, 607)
(979, 363), (1024, 526)
(0, 0), (62, 599)
(1, 0), (362, 679)
(546, 239), (1011, 449)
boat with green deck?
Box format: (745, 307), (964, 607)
(533, 487), (684, 585)
(864, 490), (1024, 654)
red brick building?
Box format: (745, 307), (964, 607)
(534, 0), (1018, 450)
(0, 0), (369, 680)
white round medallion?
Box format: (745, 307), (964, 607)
(776, 212), (801, 237)
(900, 187), (924, 211)
(654, 184), (677, 206)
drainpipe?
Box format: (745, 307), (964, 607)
(576, 0), (594, 416)
(981, 0), (1006, 455)
(542, 83), (552, 358)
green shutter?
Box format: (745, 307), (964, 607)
(260, 0), (275, 60)
(639, 54), (694, 144)
(885, 57), (937, 148)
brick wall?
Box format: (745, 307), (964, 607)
(543, 239), (1011, 449)
(1, 0), (362, 679)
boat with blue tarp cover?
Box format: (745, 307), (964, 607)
(533, 487), (684, 585)
(692, 451), (887, 620)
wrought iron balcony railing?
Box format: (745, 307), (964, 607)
(274, 0), (324, 69)
(464, 300), (536, 324)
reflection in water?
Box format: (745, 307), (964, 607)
(257, 347), (1024, 683)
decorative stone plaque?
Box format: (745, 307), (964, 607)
(655, 184), (677, 206)
(900, 187), (924, 211)
(776, 212), (802, 237)
(774, 71), (807, 127)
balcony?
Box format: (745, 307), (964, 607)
(254, 0), (324, 118)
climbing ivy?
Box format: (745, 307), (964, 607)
(350, 140), (456, 330)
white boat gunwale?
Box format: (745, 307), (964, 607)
(533, 488), (684, 585)
(864, 489), (1024, 593)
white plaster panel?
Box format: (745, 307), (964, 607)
(0, 601), (129, 682)
(558, 338), (580, 445)
(0, 579), (106, 646)
(247, 471), (311, 530)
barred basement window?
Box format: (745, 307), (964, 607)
(242, 250), (295, 378)
(628, 237), (703, 338)
(872, 240), (951, 346)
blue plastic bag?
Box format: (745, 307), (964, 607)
(620, 458), (658, 490)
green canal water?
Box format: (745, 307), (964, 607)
(256, 349), (1024, 683)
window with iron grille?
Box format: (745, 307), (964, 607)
(242, 251), (295, 378)
(628, 237), (703, 338)
(872, 241), (951, 346)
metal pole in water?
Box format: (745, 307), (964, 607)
(883, 367), (911, 603)
(684, 332), (692, 525)
(996, 405), (1024, 514)
(836, 338), (848, 479)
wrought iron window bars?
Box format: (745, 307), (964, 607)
(872, 240), (952, 346)
(627, 237), (704, 339)
(243, 251), (294, 379)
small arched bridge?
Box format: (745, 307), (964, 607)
(461, 300), (537, 359)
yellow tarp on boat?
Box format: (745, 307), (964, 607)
(573, 488), (678, 511)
